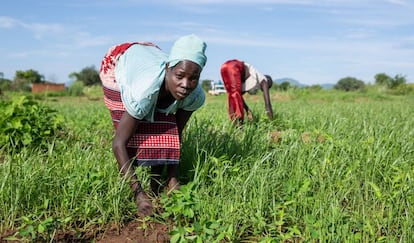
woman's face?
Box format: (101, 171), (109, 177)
(165, 60), (202, 100)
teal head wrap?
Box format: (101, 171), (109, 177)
(168, 34), (207, 69)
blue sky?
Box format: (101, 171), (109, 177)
(1, 0), (413, 85)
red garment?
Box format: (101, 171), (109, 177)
(100, 42), (138, 76)
(99, 41), (160, 91)
(99, 42), (180, 166)
(220, 59), (245, 121)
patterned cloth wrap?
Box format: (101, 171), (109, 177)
(99, 42), (180, 166)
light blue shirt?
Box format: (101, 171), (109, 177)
(115, 44), (205, 122)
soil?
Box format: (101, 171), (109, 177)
(95, 220), (172, 243)
(1, 219), (172, 243)
(270, 130), (283, 143)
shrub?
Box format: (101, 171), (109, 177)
(334, 77), (365, 91)
(83, 85), (103, 100)
(387, 84), (413, 95)
(68, 81), (84, 96)
(0, 96), (65, 151)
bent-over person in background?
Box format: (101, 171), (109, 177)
(220, 59), (273, 125)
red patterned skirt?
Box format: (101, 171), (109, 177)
(100, 43), (180, 166)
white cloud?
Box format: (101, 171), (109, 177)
(385, 0), (408, 5)
(0, 16), (113, 49)
(21, 23), (65, 39)
(72, 32), (113, 48)
(0, 16), (65, 39)
(131, 0), (313, 4)
(342, 28), (376, 39)
(0, 16), (19, 28)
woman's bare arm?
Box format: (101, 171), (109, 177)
(260, 79), (273, 119)
(112, 112), (141, 191)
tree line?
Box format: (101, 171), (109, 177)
(333, 74), (409, 92)
(0, 66), (100, 93)
(1, 66), (411, 95)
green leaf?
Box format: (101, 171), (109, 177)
(11, 119), (22, 129)
(170, 233), (181, 243)
(368, 181), (382, 199)
(38, 224), (45, 233)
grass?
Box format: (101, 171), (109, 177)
(1, 89), (413, 242)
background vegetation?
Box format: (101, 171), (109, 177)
(1, 66), (413, 95)
(1, 66), (413, 241)
(1, 82), (413, 242)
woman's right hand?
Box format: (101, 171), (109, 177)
(247, 110), (253, 122)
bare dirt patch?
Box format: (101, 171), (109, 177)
(96, 220), (172, 243)
(270, 130), (283, 143)
(1, 218), (172, 243)
(302, 132), (326, 144)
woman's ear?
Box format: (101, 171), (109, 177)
(265, 75), (273, 89)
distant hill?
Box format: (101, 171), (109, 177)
(274, 78), (335, 89)
(320, 83), (335, 89)
(274, 78), (305, 88)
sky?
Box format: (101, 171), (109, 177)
(1, 0), (414, 86)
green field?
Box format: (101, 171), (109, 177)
(1, 89), (413, 242)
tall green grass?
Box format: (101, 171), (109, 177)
(183, 95), (414, 241)
(1, 91), (413, 242)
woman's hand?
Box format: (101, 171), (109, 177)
(247, 110), (253, 122)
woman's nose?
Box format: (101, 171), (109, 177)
(181, 79), (190, 89)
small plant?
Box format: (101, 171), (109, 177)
(160, 183), (231, 242)
(160, 183), (199, 223)
(17, 215), (55, 240)
(3, 199), (72, 241)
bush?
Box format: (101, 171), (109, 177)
(387, 83), (413, 95)
(68, 81), (84, 96)
(0, 96), (65, 151)
(83, 85), (103, 100)
(334, 77), (365, 91)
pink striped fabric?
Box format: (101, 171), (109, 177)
(99, 42), (180, 166)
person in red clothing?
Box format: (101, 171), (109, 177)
(220, 59), (273, 125)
